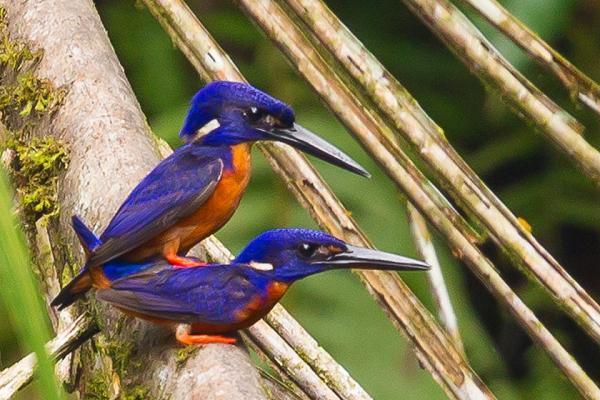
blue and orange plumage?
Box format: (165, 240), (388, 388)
(52, 81), (369, 310)
(58, 226), (430, 345)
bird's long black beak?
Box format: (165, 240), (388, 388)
(314, 245), (430, 271)
(261, 123), (370, 177)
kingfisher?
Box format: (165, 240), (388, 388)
(55, 222), (429, 344)
(51, 81), (369, 310)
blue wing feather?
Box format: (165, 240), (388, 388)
(97, 263), (261, 325)
(87, 144), (225, 268)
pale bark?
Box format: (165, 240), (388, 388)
(407, 204), (464, 354)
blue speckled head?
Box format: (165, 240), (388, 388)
(235, 228), (347, 281)
(235, 228), (429, 282)
(178, 82), (370, 177)
(236, 228), (347, 264)
(179, 81), (295, 143)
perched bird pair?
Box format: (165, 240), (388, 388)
(53, 81), (429, 345)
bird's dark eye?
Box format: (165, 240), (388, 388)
(297, 243), (318, 258)
(244, 107), (263, 122)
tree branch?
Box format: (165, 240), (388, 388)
(244, 323), (341, 400)
(407, 204), (464, 354)
(264, 306), (373, 400)
(398, 0), (600, 185)
(280, 0), (600, 349)
(458, 0), (600, 115)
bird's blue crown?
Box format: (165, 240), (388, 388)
(235, 228), (347, 264)
(179, 81), (295, 144)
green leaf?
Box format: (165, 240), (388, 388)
(0, 168), (64, 400)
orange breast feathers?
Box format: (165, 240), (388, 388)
(233, 281), (290, 327)
(189, 281), (290, 334)
(126, 144), (252, 261)
(176, 143), (252, 251)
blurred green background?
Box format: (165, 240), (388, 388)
(2, 0), (600, 399)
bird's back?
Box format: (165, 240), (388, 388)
(97, 262), (284, 330)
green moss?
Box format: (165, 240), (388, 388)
(175, 345), (198, 366)
(109, 342), (135, 377)
(259, 378), (274, 400)
(6, 136), (68, 219)
(0, 20), (37, 72)
(60, 258), (75, 285)
(257, 368), (299, 400)
(0, 6), (68, 223)
(85, 373), (111, 400)
(96, 337), (135, 378)
(0, 11), (62, 119)
(121, 386), (150, 400)
(0, 72), (62, 117)
(83, 336), (151, 399)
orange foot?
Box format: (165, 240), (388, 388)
(166, 254), (208, 269)
(176, 326), (236, 345)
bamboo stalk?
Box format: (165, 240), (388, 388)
(265, 306), (373, 400)
(143, 1), (494, 399)
(398, 0), (600, 185)
(281, 0), (600, 349)
(243, 334), (312, 400)
(407, 204), (464, 354)
(246, 322), (341, 400)
(459, 0), (600, 116)
(223, 0), (599, 397)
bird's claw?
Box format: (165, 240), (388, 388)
(166, 255), (208, 269)
(175, 325), (236, 345)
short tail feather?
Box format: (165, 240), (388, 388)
(71, 215), (101, 256)
(51, 215), (101, 310)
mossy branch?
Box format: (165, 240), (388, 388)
(0, 1), (271, 399)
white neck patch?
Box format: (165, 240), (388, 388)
(197, 118), (221, 138)
(249, 261), (274, 271)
